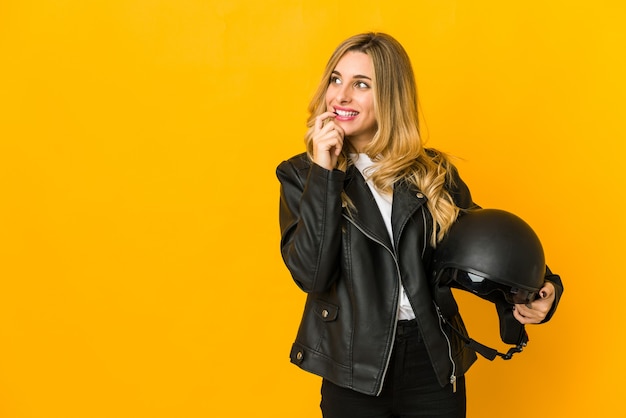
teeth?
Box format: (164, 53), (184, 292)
(335, 109), (358, 117)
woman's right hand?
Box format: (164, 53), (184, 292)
(312, 111), (344, 171)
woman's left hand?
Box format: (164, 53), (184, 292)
(512, 282), (556, 324)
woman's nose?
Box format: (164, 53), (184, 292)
(335, 85), (351, 103)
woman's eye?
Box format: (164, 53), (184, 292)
(330, 76), (342, 85)
(356, 81), (369, 89)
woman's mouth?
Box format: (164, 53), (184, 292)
(334, 109), (359, 119)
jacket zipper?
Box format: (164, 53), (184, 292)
(344, 215), (400, 396)
(422, 207), (456, 392)
(435, 304), (457, 393)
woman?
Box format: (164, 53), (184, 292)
(276, 32), (563, 417)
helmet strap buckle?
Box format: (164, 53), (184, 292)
(435, 294), (530, 361)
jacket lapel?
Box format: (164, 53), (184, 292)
(391, 181), (428, 248)
(343, 166), (394, 250)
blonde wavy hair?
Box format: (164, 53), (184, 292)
(305, 32), (459, 245)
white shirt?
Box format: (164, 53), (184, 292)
(352, 154), (416, 320)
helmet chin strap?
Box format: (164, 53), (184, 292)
(434, 287), (529, 361)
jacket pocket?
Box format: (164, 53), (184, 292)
(314, 300), (339, 322)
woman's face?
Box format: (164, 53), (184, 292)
(325, 51), (377, 152)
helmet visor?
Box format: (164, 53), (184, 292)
(443, 269), (540, 305)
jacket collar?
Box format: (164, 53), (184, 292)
(344, 166), (428, 249)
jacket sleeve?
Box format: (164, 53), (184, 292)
(540, 266), (563, 323)
(276, 157), (346, 293)
(447, 162), (479, 210)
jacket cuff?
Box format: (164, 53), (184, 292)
(308, 162), (346, 183)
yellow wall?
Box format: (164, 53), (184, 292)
(1, 0), (624, 416)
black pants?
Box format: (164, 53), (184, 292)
(320, 319), (466, 418)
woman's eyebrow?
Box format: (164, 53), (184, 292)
(331, 70), (372, 80)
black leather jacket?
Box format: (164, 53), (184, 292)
(277, 152), (562, 396)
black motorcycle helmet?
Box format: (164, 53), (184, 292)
(431, 208), (546, 359)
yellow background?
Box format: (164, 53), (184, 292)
(1, 0), (624, 416)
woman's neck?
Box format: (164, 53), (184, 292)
(346, 136), (372, 154)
